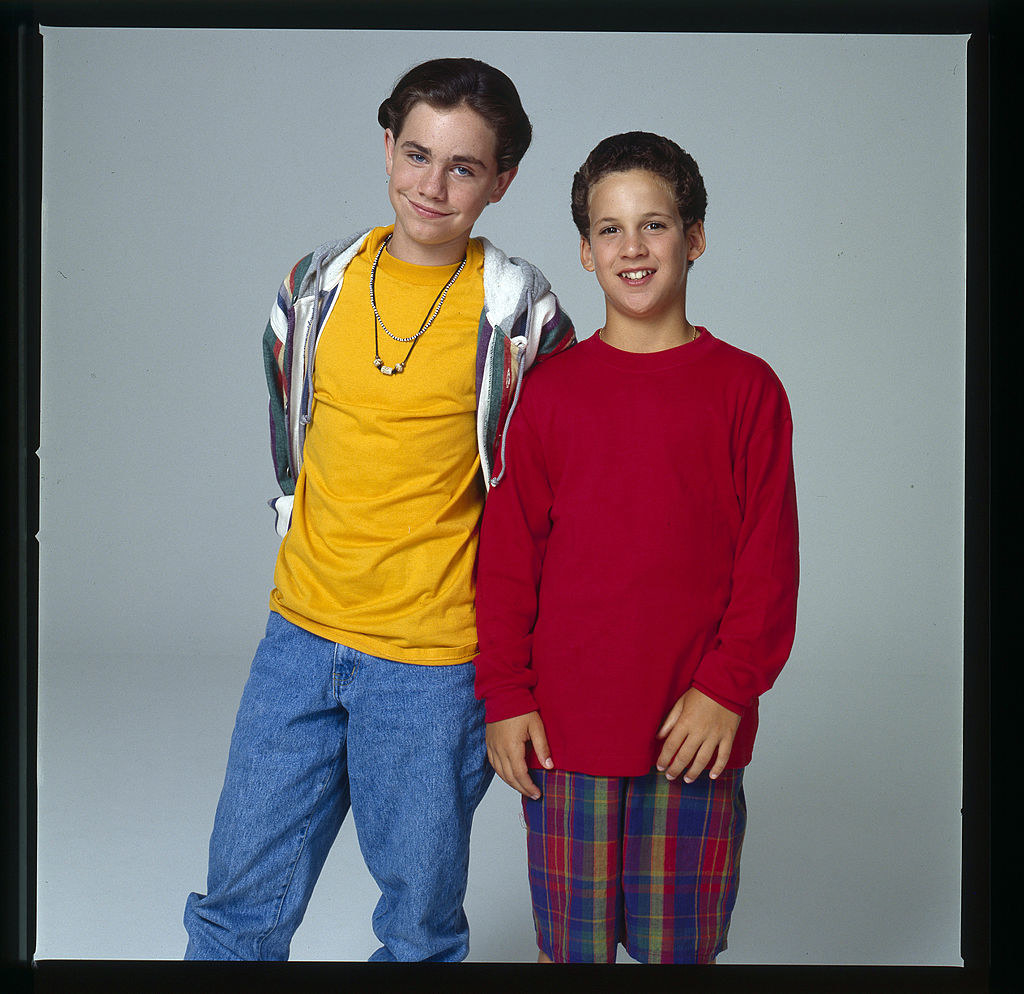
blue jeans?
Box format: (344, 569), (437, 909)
(184, 611), (492, 961)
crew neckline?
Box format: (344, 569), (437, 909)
(372, 226), (478, 286)
(589, 326), (715, 370)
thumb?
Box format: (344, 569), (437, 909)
(529, 714), (554, 769)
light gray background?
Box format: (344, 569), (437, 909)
(37, 28), (968, 964)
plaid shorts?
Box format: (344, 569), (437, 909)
(522, 767), (746, 964)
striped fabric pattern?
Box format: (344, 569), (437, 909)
(261, 232), (575, 510)
(523, 768), (746, 964)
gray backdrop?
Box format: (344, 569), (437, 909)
(37, 28), (968, 964)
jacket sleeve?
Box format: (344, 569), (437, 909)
(262, 310), (292, 497)
(262, 254), (313, 499)
(690, 381), (800, 713)
(529, 289), (575, 367)
(474, 392), (553, 722)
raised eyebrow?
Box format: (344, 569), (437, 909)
(399, 140), (486, 168)
(594, 212), (674, 227)
(400, 140), (431, 158)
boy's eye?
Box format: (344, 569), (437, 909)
(409, 153), (428, 163)
(598, 226), (619, 236)
(453, 165), (474, 177)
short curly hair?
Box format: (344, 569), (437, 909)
(571, 132), (707, 241)
(378, 58), (532, 173)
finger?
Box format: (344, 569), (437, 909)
(492, 756), (520, 794)
(489, 751), (509, 785)
(656, 700), (685, 739)
(702, 720), (738, 782)
(489, 747), (518, 792)
(656, 726), (690, 772)
(529, 716), (554, 770)
(664, 738), (698, 780)
(486, 744), (500, 774)
(683, 742), (718, 783)
(509, 755), (541, 799)
(708, 738), (733, 780)
(495, 741), (539, 799)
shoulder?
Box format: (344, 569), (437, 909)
(283, 230), (374, 301)
(476, 236), (554, 313)
(530, 331), (593, 376)
(282, 253), (315, 301)
(703, 332), (792, 421)
(705, 333), (787, 387)
(519, 333), (593, 405)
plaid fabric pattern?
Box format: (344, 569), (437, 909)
(523, 768), (746, 964)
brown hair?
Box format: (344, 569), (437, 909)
(378, 58), (532, 173)
(571, 131), (707, 241)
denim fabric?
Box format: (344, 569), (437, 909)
(184, 611), (492, 961)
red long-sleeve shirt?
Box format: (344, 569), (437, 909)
(474, 329), (799, 776)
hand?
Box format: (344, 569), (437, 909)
(656, 688), (741, 783)
(485, 711), (553, 800)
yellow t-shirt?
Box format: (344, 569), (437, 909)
(270, 227), (486, 664)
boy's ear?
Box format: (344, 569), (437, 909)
(384, 128), (396, 176)
(687, 220), (707, 263)
(488, 166), (518, 204)
(579, 236), (595, 272)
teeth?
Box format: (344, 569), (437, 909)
(620, 270), (654, 280)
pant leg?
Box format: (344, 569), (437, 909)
(621, 769), (746, 964)
(339, 648), (493, 962)
(521, 769), (626, 963)
(184, 613), (351, 960)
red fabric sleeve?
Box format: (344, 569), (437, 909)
(691, 410), (799, 711)
(473, 395), (552, 722)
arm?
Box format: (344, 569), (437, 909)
(262, 311), (292, 498)
(664, 377), (799, 780)
(262, 255), (318, 536)
(693, 412), (799, 710)
(262, 253), (315, 499)
(474, 390), (556, 793)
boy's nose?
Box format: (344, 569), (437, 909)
(418, 167), (447, 200)
(622, 233), (647, 255)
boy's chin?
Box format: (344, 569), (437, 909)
(390, 218), (474, 265)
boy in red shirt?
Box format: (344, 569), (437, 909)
(474, 132), (799, 964)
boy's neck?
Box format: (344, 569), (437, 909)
(386, 227), (471, 268)
(600, 314), (698, 354)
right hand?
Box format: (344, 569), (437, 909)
(485, 711), (553, 800)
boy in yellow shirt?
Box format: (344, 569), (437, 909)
(184, 58), (574, 962)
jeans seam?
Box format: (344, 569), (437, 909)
(255, 744), (344, 959)
(333, 641), (358, 697)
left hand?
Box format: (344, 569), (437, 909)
(655, 687), (742, 783)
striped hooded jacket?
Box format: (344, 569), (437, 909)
(262, 230), (575, 536)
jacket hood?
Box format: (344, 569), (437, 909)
(478, 236), (551, 328)
(295, 231), (549, 335)
(296, 231), (369, 299)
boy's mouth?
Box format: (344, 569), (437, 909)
(618, 269), (655, 282)
(408, 198), (452, 219)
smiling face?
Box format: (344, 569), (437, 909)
(580, 168), (705, 345)
(384, 100), (517, 266)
